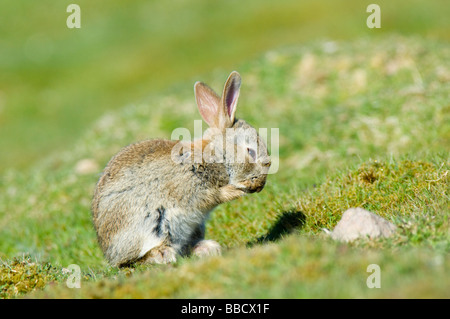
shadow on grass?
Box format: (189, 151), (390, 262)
(248, 210), (306, 247)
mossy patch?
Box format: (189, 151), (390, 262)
(0, 257), (60, 299)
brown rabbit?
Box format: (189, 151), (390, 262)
(92, 71), (271, 267)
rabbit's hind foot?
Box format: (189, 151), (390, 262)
(193, 240), (222, 258)
(138, 244), (177, 265)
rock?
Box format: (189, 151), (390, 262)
(75, 158), (99, 175)
(330, 208), (396, 242)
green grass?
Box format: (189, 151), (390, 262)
(32, 238), (450, 298)
(1, 34), (449, 298)
(0, 0), (449, 171)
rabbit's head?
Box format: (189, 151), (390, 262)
(194, 71), (271, 194)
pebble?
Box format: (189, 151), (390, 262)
(330, 207), (397, 242)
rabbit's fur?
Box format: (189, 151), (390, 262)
(92, 72), (270, 267)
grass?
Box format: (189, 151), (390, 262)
(0, 0), (449, 171)
(19, 236), (449, 299)
(0, 33), (449, 298)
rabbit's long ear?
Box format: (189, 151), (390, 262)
(221, 71), (241, 128)
(194, 81), (221, 128)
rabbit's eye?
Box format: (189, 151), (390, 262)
(247, 147), (256, 161)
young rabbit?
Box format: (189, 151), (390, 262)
(92, 71), (271, 267)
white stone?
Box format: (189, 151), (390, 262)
(331, 208), (396, 242)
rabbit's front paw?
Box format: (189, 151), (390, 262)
(193, 240), (222, 258)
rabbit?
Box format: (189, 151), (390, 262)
(91, 71), (271, 267)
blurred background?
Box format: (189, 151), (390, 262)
(0, 0), (448, 172)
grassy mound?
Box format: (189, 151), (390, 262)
(0, 35), (449, 298)
(27, 159), (450, 299)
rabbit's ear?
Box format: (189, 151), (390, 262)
(194, 81), (221, 128)
(221, 71), (241, 127)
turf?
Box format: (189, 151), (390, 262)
(1, 34), (449, 298)
(1, 0), (449, 171)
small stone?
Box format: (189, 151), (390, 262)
(331, 208), (396, 242)
(75, 158), (99, 175)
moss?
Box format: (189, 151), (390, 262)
(0, 257), (60, 299)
